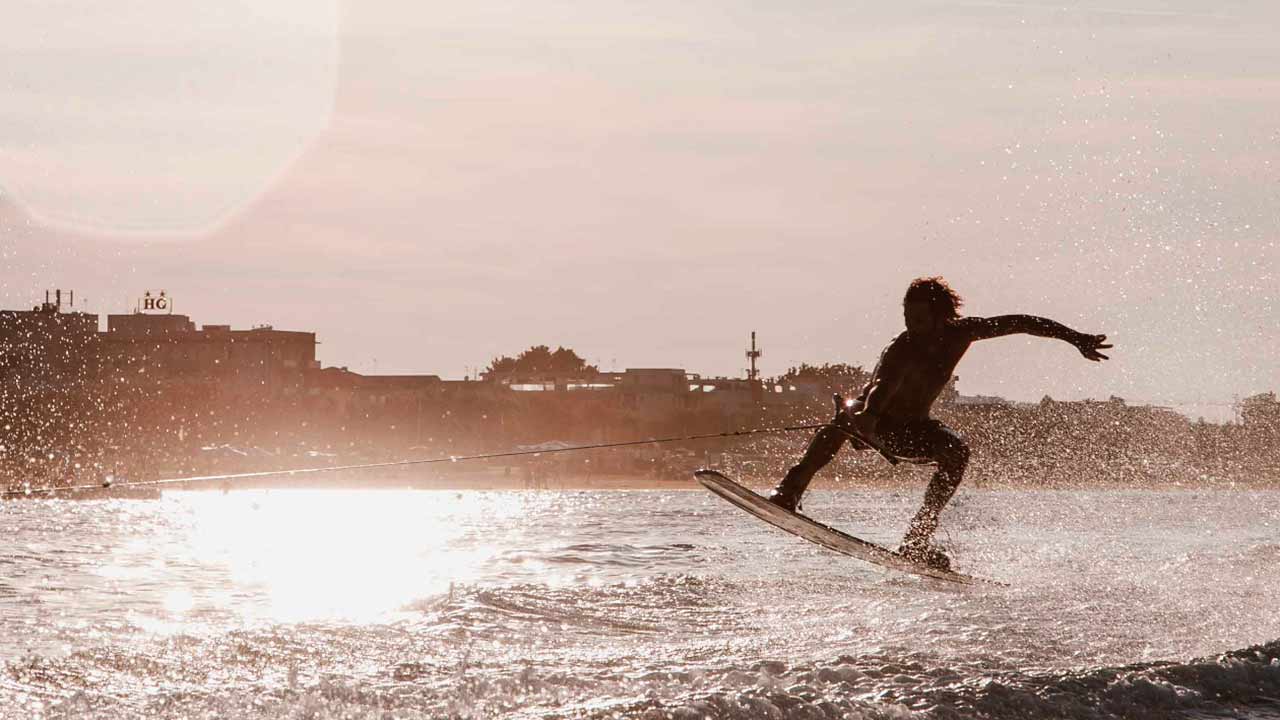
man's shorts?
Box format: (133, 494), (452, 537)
(839, 399), (962, 464)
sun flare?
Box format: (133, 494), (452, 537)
(169, 490), (529, 623)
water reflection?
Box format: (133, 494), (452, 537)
(143, 490), (532, 624)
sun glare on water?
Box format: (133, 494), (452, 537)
(157, 490), (528, 624)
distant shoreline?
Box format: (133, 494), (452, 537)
(40, 475), (1280, 497)
(8, 468), (1275, 500)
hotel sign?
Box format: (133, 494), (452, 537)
(140, 290), (173, 314)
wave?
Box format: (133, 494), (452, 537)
(395, 577), (1280, 719)
(628, 640), (1280, 720)
(941, 640), (1280, 719)
(389, 579), (1280, 718)
(513, 542), (700, 568)
(13, 628), (1280, 719)
(402, 574), (744, 642)
(11, 567), (1280, 719)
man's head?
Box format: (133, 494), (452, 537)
(903, 276), (963, 334)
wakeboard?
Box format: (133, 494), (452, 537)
(695, 469), (1002, 586)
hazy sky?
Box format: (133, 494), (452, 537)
(2, 1), (1276, 417)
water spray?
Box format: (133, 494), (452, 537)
(3, 422), (849, 498)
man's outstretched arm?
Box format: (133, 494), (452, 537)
(959, 315), (1112, 361)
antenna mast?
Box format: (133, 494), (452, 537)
(746, 331), (762, 382)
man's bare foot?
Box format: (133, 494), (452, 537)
(765, 489), (801, 514)
(897, 540), (951, 571)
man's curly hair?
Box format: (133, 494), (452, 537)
(904, 276), (964, 318)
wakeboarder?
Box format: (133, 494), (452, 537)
(767, 277), (1111, 569)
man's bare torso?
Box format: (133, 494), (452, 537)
(857, 323), (970, 421)
(856, 315), (1084, 422)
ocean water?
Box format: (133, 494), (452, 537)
(3, 485), (1280, 719)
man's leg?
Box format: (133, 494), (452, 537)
(768, 399), (864, 512)
(896, 422), (970, 562)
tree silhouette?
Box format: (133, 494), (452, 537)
(484, 345), (597, 379)
(774, 362), (869, 387)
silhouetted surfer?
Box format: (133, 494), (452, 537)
(768, 277), (1111, 570)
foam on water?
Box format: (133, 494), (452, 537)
(3, 486), (1280, 718)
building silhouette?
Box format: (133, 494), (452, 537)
(0, 290), (98, 388)
(101, 312), (316, 394)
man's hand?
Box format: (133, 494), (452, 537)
(1073, 333), (1112, 362)
(832, 394), (878, 449)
